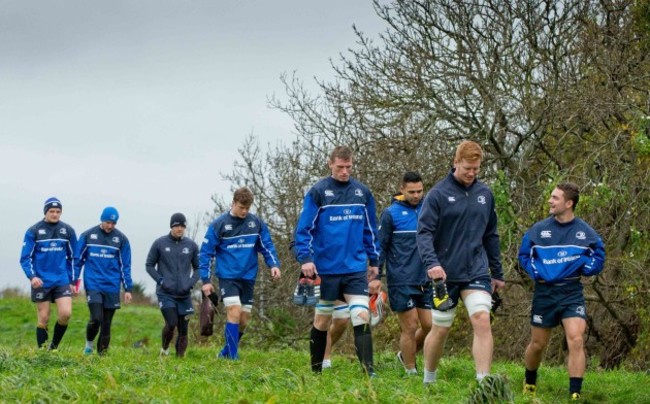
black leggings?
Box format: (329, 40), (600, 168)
(161, 308), (189, 349)
(87, 304), (116, 353)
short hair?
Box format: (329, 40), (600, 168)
(454, 140), (483, 163)
(401, 171), (423, 187)
(329, 146), (353, 163)
(556, 182), (580, 209)
(233, 187), (254, 207)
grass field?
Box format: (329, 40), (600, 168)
(0, 296), (648, 403)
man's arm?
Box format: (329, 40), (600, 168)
(517, 232), (536, 280)
(66, 227), (78, 285)
(581, 237), (606, 277)
(257, 220), (281, 269)
(416, 191), (441, 271)
(199, 224), (219, 284)
(145, 240), (162, 284)
(120, 237), (133, 292)
(483, 197), (504, 281)
(362, 191), (381, 267)
(376, 208), (394, 280)
(19, 229), (36, 280)
(294, 192), (320, 265)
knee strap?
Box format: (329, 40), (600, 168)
(348, 295), (370, 327)
(463, 291), (492, 317)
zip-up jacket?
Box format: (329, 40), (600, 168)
(147, 233), (200, 297)
(199, 212), (280, 282)
(417, 170), (504, 282)
(74, 225), (132, 293)
(294, 176), (381, 275)
(378, 195), (427, 286)
(518, 216), (605, 283)
(20, 220), (77, 288)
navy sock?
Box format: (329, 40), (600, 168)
(36, 326), (48, 348)
(525, 368), (538, 385)
(353, 324), (374, 373)
(569, 377), (583, 394)
(310, 327), (328, 372)
(50, 322), (68, 349)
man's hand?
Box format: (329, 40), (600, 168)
(201, 283), (215, 297)
(301, 262), (317, 278)
(270, 267), (281, 280)
(491, 278), (505, 292)
(124, 292), (132, 304)
(368, 279), (382, 295)
(427, 265), (446, 281)
(30, 277), (43, 289)
(367, 266), (379, 281)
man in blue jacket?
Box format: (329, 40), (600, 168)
(294, 145), (381, 375)
(417, 140), (505, 384)
(379, 171), (432, 375)
(75, 206), (132, 355)
(20, 197), (77, 349)
(147, 212), (200, 357)
(519, 183), (605, 400)
(200, 188), (281, 360)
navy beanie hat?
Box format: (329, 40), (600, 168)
(43, 197), (62, 214)
(100, 206), (119, 223)
(170, 212), (187, 228)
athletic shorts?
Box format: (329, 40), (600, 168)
(86, 290), (121, 309)
(31, 284), (72, 303)
(388, 284), (433, 312)
(531, 281), (586, 328)
(218, 278), (255, 306)
(157, 292), (195, 316)
(446, 276), (492, 310)
(319, 271), (368, 301)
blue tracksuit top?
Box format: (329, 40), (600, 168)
(294, 176), (381, 274)
(417, 170), (504, 282)
(378, 195), (428, 286)
(146, 233), (200, 297)
(74, 225), (133, 293)
(199, 212), (280, 282)
(20, 220), (77, 288)
(518, 216), (605, 283)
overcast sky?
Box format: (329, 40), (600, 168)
(1, 0), (384, 294)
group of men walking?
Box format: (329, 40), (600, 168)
(20, 140), (605, 400)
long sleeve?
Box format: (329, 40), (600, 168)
(65, 228), (78, 284)
(190, 244), (201, 285)
(19, 229), (36, 280)
(199, 224), (219, 283)
(257, 221), (280, 269)
(294, 192), (320, 265)
(483, 199), (504, 280)
(582, 238), (606, 277)
(518, 232), (536, 280)
(120, 238), (133, 292)
(417, 191), (441, 271)
(73, 234), (88, 282)
(377, 209), (394, 277)
(363, 192), (381, 266)
(145, 240), (162, 284)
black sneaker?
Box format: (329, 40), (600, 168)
(432, 279), (453, 311)
(490, 291), (502, 323)
(293, 277), (307, 305)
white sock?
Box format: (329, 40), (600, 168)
(322, 359), (331, 369)
(476, 372), (489, 381)
(406, 368), (418, 375)
(85, 340), (93, 349)
(423, 369), (437, 384)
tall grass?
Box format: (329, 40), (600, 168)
(0, 297), (647, 403)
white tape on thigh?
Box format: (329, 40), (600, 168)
(432, 307), (456, 327)
(315, 300), (335, 315)
(332, 304), (350, 319)
(223, 296), (241, 307)
(463, 291), (492, 317)
(348, 295), (370, 327)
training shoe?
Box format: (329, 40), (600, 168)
(490, 291), (502, 323)
(571, 392), (582, 400)
(369, 291), (388, 326)
(432, 279), (453, 311)
(304, 276), (321, 306)
(522, 383), (536, 397)
(322, 359), (331, 369)
(292, 277), (307, 305)
(83, 347), (93, 355)
(160, 348), (170, 356)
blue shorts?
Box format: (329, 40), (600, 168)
(218, 278), (255, 306)
(31, 284), (72, 303)
(446, 276), (492, 310)
(531, 282), (586, 328)
(157, 292), (195, 316)
(86, 290), (121, 309)
(388, 284), (433, 312)
(320, 272), (368, 301)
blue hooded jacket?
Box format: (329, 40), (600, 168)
(378, 194), (427, 286)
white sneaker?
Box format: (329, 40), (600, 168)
(160, 348), (170, 356)
(322, 359), (331, 369)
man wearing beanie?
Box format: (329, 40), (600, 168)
(146, 212), (200, 357)
(74, 206), (133, 355)
(20, 197), (78, 349)
(200, 187), (281, 360)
